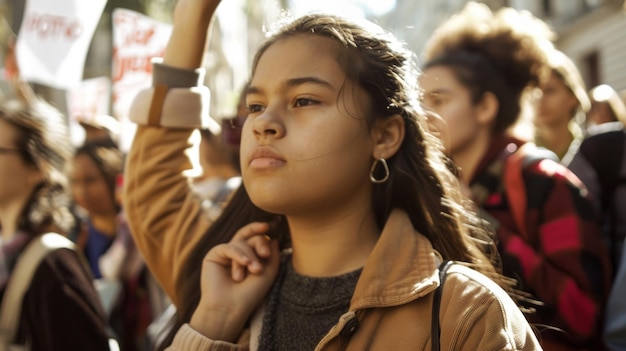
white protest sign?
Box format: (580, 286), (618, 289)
(66, 76), (112, 146)
(112, 8), (172, 122)
(112, 9), (172, 152)
(66, 76), (111, 122)
(15, 0), (107, 89)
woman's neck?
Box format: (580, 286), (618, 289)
(536, 122), (574, 159)
(0, 195), (32, 240)
(89, 212), (118, 238)
(451, 132), (492, 186)
(287, 208), (379, 278)
(0, 211), (19, 240)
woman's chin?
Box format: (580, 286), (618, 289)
(249, 194), (290, 215)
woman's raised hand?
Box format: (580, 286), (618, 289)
(164, 0), (224, 69)
(190, 222), (280, 342)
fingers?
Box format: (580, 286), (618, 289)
(232, 222), (272, 272)
(231, 235), (275, 281)
(207, 222), (277, 282)
(232, 221), (271, 241)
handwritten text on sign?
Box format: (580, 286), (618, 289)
(111, 23), (158, 82)
(24, 12), (82, 39)
(15, 0), (107, 89)
(112, 8), (172, 121)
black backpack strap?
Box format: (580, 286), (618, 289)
(432, 260), (453, 351)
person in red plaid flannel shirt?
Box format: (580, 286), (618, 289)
(419, 3), (612, 350)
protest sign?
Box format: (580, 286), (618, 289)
(65, 76), (112, 146)
(66, 76), (111, 122)
(112, 8), (172, 151)
(112, 8), (172, 122)
(15, 0), (107, 89)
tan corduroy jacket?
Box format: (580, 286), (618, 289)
(123, 62), (542, 351)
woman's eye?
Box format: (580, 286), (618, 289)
(428, 98), (440, 107)
(294, 98), (318, 107)
(247, 104), (264, 113)
(423, 93), (445, 109)
(425, 96), (443, 109)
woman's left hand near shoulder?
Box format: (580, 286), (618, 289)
(189, 222), (280, 342)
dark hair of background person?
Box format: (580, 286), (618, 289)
(73, 140), (125, 214)
(421, 5), (553, 135)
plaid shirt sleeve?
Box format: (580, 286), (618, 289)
(497, 158), (612, 347)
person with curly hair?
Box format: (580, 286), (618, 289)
(0, 96), (111, 350)
(419, 3), (611, 350)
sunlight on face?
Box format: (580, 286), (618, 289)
(419, 66), (480, 157)
(533, 73), (579, 127)
(241, 35), (375, 216)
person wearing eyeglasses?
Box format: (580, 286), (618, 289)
(0, 97), (111, 350)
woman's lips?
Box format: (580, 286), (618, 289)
(248, 146), (286, 169)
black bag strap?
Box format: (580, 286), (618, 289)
(432, 260), (453, 351)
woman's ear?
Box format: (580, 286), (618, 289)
(476, 91), (499, 126)
(371, 114), (405, 159)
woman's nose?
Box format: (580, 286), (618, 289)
(253, 108), (285, 141)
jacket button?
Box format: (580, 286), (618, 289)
(340, 318), (359, 338)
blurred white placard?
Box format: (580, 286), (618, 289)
(15, 0), (107, 89)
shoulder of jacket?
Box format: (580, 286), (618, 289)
(441, 264), (518, 319)
(30, 247), (91, 291)
(512, 147), (582, 188)
(444, 264), (507, 297)
(439, 264), (537, 350)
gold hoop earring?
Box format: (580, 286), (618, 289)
(370, 158), (389, 184)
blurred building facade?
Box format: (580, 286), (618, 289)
(511, 0), (626, 92)
(376, 0), (626, 92)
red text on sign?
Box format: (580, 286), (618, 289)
(24, 12), (83, 39)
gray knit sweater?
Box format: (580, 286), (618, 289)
(258, 258), (362, 350)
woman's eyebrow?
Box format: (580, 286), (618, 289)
(285, 76), (335, 91)
(246, 76), (335, 97)
(425, 88), (452, 96)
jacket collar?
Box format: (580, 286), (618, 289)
(250, 209), (443, 351)
(350, 209), (441, 310)
(471, 135), (525, 185)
